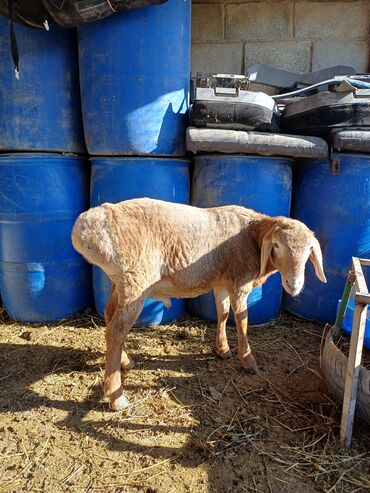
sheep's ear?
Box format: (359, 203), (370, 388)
(309, 237), (327, 283)
(259, 227), (275, 278)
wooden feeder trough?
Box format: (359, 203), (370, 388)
(321, 257), (370, 447)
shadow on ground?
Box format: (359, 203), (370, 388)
(1, 313), (369, 492)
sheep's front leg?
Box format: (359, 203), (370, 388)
(230, 291), (258, 374)
(104, 294), (145, 411)
(214, 287), (232, 359)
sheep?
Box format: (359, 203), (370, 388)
(72, 197), (327, 411)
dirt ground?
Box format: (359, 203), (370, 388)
(0, 308), (369, 493)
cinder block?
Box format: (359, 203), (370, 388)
(191, 42), (244, 75)
(192, 4), (223, 42)
(226, 2), (292, 40)
(244, 41), (311, 73)
(312, 40), (370, 73)
(295, 1), (370, 40)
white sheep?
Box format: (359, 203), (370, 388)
(72, 197), (327, 411)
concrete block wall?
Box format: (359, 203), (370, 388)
(191, 0), (370, 76)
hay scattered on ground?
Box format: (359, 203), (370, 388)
(0, 309), (369, 493)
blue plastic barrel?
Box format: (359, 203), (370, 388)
(90, 157), (190, 325)
(284, 153), (370, 324)
(0, 154), (91, 322)
(78, 0), (191, 156)
(0, 17), (85, 153)
(189, 154), (292, 325)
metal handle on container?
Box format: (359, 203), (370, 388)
(213, 85), (240, 97)
(209, 74), (247, 97)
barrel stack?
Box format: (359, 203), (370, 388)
(0, 18), (90, 322)
(78, 0), (191, 325)
(284, 152), (370, 324)
(281, 80), (370, 324)
(186, 70), (370, 328)
(186, 75), (298, 325)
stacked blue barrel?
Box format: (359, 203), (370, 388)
(78, 0), (191, 325)
(0, 18), (90, 322)
(188, 155), (293, 325)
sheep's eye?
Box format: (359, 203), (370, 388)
(273, 243), (279, 249)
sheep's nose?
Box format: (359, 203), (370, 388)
(285, 278), (303, 294)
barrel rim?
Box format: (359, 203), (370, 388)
(193, 154), (294, 164)
(300, 152), (370, 164)
(0, 259), (89, 272)
(0, 153), (86, 163)
(90, 156), (191, 164)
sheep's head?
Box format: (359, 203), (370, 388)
(258, 218), (327, 297)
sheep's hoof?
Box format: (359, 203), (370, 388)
(110, 394), (130, 411)
(219, 350), (233, 360)
(241, 354), (258, 374)
(215, 348), (232, 360)
(122, 359), (135, 371)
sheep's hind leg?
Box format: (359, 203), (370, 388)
(214, 288), (232, 359)
(230, 291), (258, 374)
(104, 292), (145, 411)
(105, 283), (135, 370)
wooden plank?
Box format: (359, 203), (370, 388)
(359, 258), (370, 267)
(352, 257), (369, 296)
(340, 301), (368, 447)
(355, 293), (370, 304)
